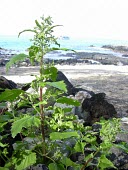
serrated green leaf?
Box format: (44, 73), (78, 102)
(57, 97), (80, 106)
(61, 157), (76, 167)
(50, 131), (79, 140)
(48, 163), (65, 170)
(18, 29), (37, 37)
(83, 134), (97, 144)
(35, 20), (42, 29)
(100, 142), (112, 151)
(0, 168), (8, 170)
(63, 107), (72, 113)
(0, 102), (7, 108)
(0, 122), (8, 131)
(98, 154), (117, 170)
(64, 121), (74, 129)
(73, 167), (83, 170)
(115, 142), (128, 153)
(50, 47), (75, 53)
(0, 142), (8, 147)
(16, 151), (36, 170)
(0, 115), (11, 123)
(34, 101), (47, 107)
(50, 67), (58, 81)
(0, 89), (24, 102)
(11, 115), (40, 138)
(43, 66), (58, 81)
(74, 141), (86, 152)
(6, 53), (28, 71)
(47, 25), (62, 32)
(59, 48), (76, 52)
(45, 81), (67, 92)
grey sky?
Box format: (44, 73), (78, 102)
(0, 0), (128, 40)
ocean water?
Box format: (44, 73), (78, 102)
(1, 35), (128, 58)
(0, 35), (32, 52)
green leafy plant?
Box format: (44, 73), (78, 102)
(0, 15), (125, 170)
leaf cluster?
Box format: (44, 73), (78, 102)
(0, 15), (126, 170)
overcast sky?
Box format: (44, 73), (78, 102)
(0, 0), (128, 40)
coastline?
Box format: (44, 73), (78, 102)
(1, 44), (128, 118)
(1, 64), (128, 118)
(1, 46), (128, 66)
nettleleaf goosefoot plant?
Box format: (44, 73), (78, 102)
(0, 16), (126, 170)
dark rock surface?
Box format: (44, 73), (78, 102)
(1, 47), (128, 67)
(0, 76), (17, 89)
(82, 93), (117, 125)
(102, 45), (128, 52)
(55, 51), (128, 65)
(56, 71), (94, 96)
(0, 58), (9, 66)
(56, 71), (74, 95)
(108, 151), (128, 170)
(0, 76), (17, 90)
(122, 54), (128, 57)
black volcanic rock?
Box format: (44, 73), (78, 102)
(82, 93), (117, 125)
(0, 76), (17, 90)
(122, 54), (128, 57)
(102, 45), (128, 52)
(56, 71), (94, 96)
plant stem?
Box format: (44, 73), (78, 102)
(40, 86), (45, 142)
(80, 150), (100, 170)
(20, 133), (24, 142)
(39, 55), (46, 155)
(0, 154), (7, 163)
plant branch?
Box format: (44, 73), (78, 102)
(39, 55), (46, 155)
(81, 149), (100, 170)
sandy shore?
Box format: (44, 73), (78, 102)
(1, 64), (128, 82)
(1, 64), (128, 117)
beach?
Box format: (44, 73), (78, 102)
(1, 48), (128, 169)
(1, 64), (128, 118)
(1, 42), (128, 118)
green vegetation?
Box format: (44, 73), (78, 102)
(0, 15), (127, 170)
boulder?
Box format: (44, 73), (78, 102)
(82, 93), (117, 125)
(57, 71), (94, 96)
(122, 54), (128, 57)
(0, 76), (17, 90)
(108, 149), (128, 170)
(56, 71), (74, 95)
(22, 71), (94, 96)
(102, 45), (128, 52)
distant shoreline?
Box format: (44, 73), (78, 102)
(1, 44), (128, 66)
(0, 51), (128, 67)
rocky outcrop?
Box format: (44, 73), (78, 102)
(56, 71), (94, 96)
(1, 47), (128, 67)
(122, 54), (128, 57)
(0, 58), (9, 66)
(0, 76), (17, 90)
(102, 45), (128, 52)
(82, 92), (117, 125)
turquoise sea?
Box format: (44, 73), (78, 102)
(1, 35), (128, 58)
